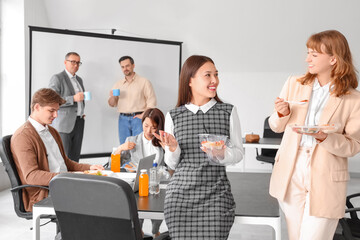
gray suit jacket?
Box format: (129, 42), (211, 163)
(121, 133), (164, 167)
(49, 70), (85, 133)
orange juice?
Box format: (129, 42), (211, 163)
(110, 153), (121, 172)
(139, 169), (149, 197)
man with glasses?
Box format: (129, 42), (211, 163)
(49, 52), (85, 162)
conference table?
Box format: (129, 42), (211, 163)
(33, 172), (281, 240)
(242, 137), (282, 149)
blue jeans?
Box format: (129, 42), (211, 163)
(118, 114), (143, 144)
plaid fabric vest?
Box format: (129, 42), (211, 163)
(164, 102), (236, 239)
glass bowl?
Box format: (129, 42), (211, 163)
(199, 134), (229, 165)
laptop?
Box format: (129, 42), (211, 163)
(131, 154), (156, 192)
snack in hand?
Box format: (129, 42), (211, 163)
(201, 140), (225, 149)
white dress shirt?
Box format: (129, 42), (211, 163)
(65, 69), (84, 116)
(300, 79), (331, 147)
(141, 133), (160, 164)
(28, 117), (68, 173)
(164, 98), (244, 170)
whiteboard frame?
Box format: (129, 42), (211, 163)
(28, 26), (182, 158)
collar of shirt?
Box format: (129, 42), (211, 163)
(123, 73), (137, 84)
(142, 133), (152, 145)
(28, 117), (49, 133)
(185, 98), (217, 114)
(65, 69), (76, 79)
(312, 78), (331, 92)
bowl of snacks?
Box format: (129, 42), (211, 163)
(199, 134), (229, 165)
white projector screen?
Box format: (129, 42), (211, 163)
(29, 26), (182, 157)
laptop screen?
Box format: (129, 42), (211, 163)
(132, 154), (156, 192)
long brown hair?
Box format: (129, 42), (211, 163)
(142, 108), (165, 147)
(298, 30), (358, 97)
(176, 55), (222, 107)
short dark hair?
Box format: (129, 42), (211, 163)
(31, 88), (66, 113)
(65, 52), (80, 60)
(141, 108), (165, 147)
(119, 56), (134, 64)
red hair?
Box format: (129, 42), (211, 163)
(298, 30), (358, 97)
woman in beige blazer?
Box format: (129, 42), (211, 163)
(269, 30), (360, 240)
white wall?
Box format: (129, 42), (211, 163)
(0, 0), (26, 137)
(0, 0), (2, 138)
(0, 0), (49, 135)
(1, 0), (360, 172)
(0, 0), (49, 187)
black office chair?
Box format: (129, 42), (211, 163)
(256, 116), (283, 165)
(50, 173), (169, 240)
(0, 135), (52, 220)
(333, 193), (360, 240)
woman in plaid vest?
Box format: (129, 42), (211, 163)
(155, 55), (244, 239)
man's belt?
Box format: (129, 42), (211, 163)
(120, 111), (143, 116)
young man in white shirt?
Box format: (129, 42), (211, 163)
(11, 88), (103, 212)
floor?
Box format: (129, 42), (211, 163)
(1, 157), (359, 240)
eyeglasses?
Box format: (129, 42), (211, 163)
(66, 60), (82, 66)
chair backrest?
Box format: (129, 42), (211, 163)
(0, 135), (31, 219)
(261, 117), (283, 157)
(50, 173), (143, 240)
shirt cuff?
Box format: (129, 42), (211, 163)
(164, 145), (181, 170)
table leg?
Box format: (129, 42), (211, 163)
(234, 216), (281, 240)
(32, 208), (41, 240)
(271, 216), (282, 240)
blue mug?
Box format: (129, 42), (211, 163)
(113, 89), (120, 96)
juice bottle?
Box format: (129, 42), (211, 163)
(111, 147), (121, 172)
(139, 169), (149, 197)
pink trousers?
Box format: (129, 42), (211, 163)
(279, 147), (338, 240)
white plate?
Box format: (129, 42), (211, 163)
(290, 123), (340, 134)
(320, 123), (341, 133)
(285, 100), (308, 105)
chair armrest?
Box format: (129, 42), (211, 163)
(346, 193), (360, 220)
(345, 207), (360, 214)
(11, 184), (49, 192)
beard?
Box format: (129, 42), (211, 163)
(124, 71), (132, 76)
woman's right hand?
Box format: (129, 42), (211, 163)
(275, 97), (290, 117)
(115, 142), (136, 154)
(153, 130), (178, 152)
